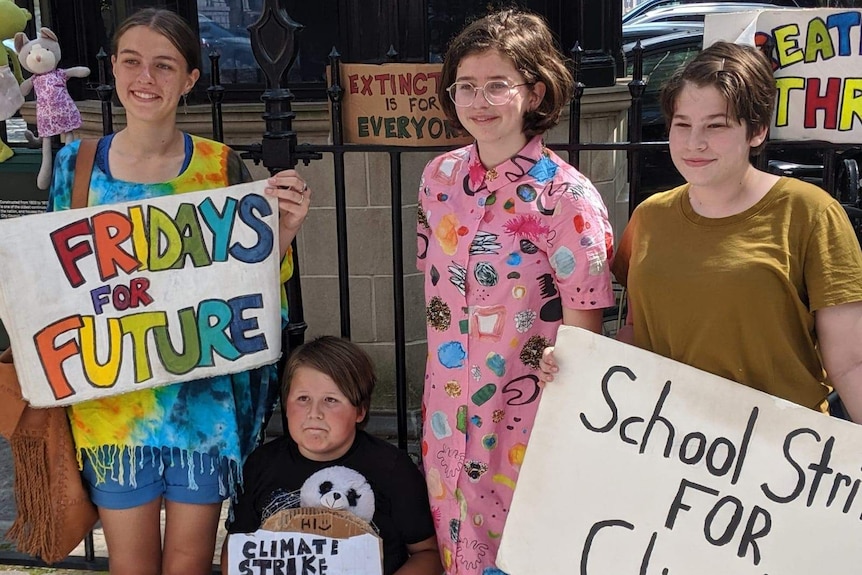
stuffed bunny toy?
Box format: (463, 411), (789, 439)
(15, 27), (90, 189)
(0, 0), (31, 162)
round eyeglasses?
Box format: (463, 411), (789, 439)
(446, 80), (531, 107)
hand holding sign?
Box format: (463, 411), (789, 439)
(265, 169), (311, 258)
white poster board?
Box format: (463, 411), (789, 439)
(497, 326), (862, 574)
(704, 8), (862, 142)
(0, 181), (282, 407)
(227, 531), (383, 575)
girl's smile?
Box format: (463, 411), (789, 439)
(453, 49), (545, 168)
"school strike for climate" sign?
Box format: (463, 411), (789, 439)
(497, 326), (862, 574)
(0, 181), (282, 407)
(333, 62), (471, 146)
(704, 8), (862, 143)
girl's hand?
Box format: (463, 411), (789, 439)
(538, 346), (558, 386)
(265, 170), (310, 258)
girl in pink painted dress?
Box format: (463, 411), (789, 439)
(416, 10), (615, 574)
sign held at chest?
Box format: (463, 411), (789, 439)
(229, 508), (384, 575)
(0, 181), (282, 406)
(497, 326), (862, 574)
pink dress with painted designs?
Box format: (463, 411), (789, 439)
(417, 135), (614, 574)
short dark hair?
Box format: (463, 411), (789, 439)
(439, 9), (573, 138)
(113, 8), (201, 73)
(282, 336), (376, 428)
(660, 41), (776, 155)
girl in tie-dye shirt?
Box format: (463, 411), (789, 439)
(417, 10), (614, 574)
(46, 9), (311, 574)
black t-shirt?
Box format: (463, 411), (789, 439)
(228, 430), (435, 575)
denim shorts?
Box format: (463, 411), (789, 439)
(81, 446), (228, 509)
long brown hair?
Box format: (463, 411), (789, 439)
(113, 8), (201, 73)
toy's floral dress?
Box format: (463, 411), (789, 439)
(33, 69), (82, 137)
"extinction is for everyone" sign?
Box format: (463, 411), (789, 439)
(497, 326), (862, 574)
(704, 8), (862, 142)
(0, 181), (282, 407)
(334, 62), (471, 146)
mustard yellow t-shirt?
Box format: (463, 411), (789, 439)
(613, 177), (862, 410)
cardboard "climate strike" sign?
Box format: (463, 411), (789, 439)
(705, 8), (862, 142)
(0, 181), (281, 407)
(228, 531), (382, 575)
(497, 326), (862, 574)
(334, 62), (471, 146)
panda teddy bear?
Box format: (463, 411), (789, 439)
(261, 465), (377, 527)
(299, 466), (376, 524)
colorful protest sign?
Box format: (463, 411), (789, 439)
(704, 8), (862, 143)
(0, 181), (282, 407)
(497, 326), (862, 574)
(228, 508), (383, 575)
(333, 62), (471, 146)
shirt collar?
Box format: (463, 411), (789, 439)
(466, 135), (548, 194)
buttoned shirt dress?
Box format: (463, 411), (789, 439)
(417, 135), (615, 573)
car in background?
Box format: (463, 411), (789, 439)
(625, 29), (703, 143)
(198, 14), (258, 80)
(626, 2), (792, 25)
(623, 0), (809, 24)
(624, 29), (704, 195)
(622, 21), (704, 44)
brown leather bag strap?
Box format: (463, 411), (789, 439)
(71, 139), (98, 209)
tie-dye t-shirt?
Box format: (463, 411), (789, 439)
(48, 134), (291, 498)
(417, 135), (614, 573)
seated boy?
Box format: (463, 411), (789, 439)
(221, 336), (442, 575)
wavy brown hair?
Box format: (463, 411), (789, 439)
(660, 41), (776, 156)
(439, 9), (573, 138)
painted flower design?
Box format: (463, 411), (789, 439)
(528, 154), (558, 184)
(519, 334), (551, 368)
(426, 295), (452, 331)
(445, 380), (462, 398)
(417, 201), (430, 229)
(468, 158), (487, 189)
(514, 310), (537, 333)
(435, 213), (460, 256)
(503, 214), (551, 241)
(464, 460), (489, 482)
